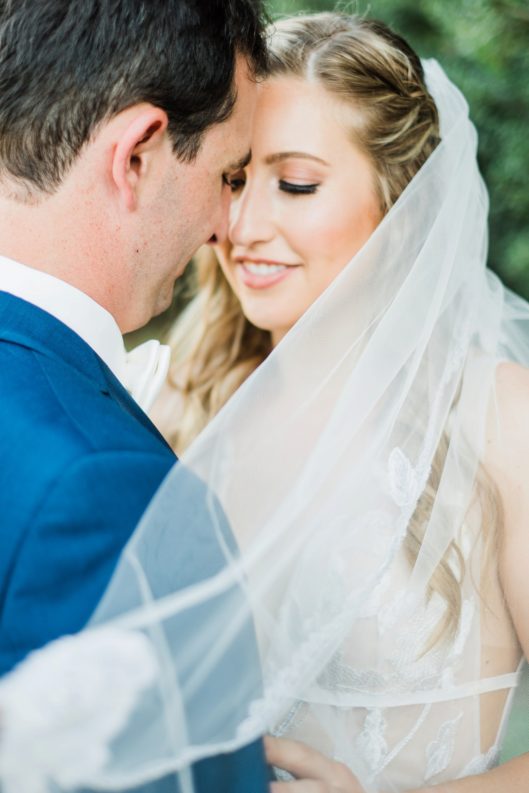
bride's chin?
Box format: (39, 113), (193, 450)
(243, 315), (275, 334)
(236, 296), (299, 339)
(241, 312), (293, 344)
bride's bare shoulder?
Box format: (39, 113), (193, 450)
(485, 360), (529, 459)
(482, 360), (529, 548)
(495, 359), (529, 401)
(484, 361), (529, 656)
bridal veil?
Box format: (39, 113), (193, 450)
(2, 59), (528, 793)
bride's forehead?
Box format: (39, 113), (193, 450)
(252, 77), (357, 153)
(257, 75), (332, 109)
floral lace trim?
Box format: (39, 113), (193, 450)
(425, 712), (464, 780)
(355, 709), (388, 773)
(458, 745), (500, 778)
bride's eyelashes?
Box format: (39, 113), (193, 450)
(278, 180), (319, 195)
(226, 173), (321, 195)
(223, 165), (321, 195)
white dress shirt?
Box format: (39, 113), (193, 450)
(0, 255), (169, 412)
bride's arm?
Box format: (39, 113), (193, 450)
(266, 737), (529, 792)
(268, 362), (529, 793)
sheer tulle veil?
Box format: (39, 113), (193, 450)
(2, 59), (528, 792)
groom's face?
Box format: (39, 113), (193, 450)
(130, 56), (257, 331)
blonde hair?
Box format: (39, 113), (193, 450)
(163, 12), (499, 647)
(164, 247), (271, 453)
(406, 430), (501, 653)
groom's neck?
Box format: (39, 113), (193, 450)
(0, 158), (128, 330)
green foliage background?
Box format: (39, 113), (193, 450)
(268, 0), (529, 298)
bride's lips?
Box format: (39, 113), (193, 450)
(235, 259), (301, 290)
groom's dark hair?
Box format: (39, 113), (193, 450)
(0, 0), (268, 197)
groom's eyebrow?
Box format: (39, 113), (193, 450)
(228, 150), (252, 172)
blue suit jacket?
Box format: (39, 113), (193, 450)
(0, 291), (269, 792)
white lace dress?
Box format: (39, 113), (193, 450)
(271, 519), (523, 793)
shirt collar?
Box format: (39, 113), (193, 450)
(0, 255), (171, 413)
(0, 255), (127, 381)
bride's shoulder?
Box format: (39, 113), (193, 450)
(495, 359), (529, 401)
(483, 361), (529, 538)
(484, 361), (529, 657)
(485, 360), (529, 460)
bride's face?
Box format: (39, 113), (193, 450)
(215, 76), (382, 345)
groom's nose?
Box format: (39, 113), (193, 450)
(209, 184), (231, 245)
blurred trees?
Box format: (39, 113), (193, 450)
(268, 0), (529, 298)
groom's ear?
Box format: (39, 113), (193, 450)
(111, 106), (169, 212)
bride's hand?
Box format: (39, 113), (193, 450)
(265, 736), (366, 793)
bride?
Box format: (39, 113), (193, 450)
(150, 12), (529, 793)
(3, 11), (526, 793)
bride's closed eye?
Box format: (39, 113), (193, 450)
(227, 174), (320, 195)
(279, 180), (319, 195)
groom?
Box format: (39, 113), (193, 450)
(0, 0), (269, 790)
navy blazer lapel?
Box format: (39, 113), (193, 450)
(0, 291), (110, 389)
(0, 291), (172, 451)
(98, 359), (173, 451)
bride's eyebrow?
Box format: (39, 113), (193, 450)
(264, 152), (330, 166)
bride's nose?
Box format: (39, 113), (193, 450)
(229, 183), (274, 247)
